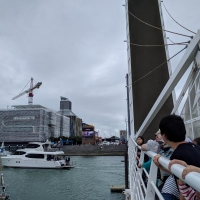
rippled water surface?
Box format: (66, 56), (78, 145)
(1, 156), (125, 200)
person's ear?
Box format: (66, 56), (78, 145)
(162, 133), (167, 140)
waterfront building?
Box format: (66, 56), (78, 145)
(0, 105), (70, 143)
(82, 124), (96, 145)
(58, 96), (82, 137)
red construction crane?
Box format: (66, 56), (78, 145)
(12, 78), (42, 105)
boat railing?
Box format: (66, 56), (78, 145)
(124, 136), (200, 200)
(5, 145), (25, 153)
(4, 145), (63, 153)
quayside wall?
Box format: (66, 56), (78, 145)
(62, 145), (127, 156)
(5, 144), (127, 156)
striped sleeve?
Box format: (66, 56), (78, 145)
(178, 183), (196, 200)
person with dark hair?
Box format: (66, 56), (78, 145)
(136, 136), (144, 160)
(136, 136), (149, 162)
(193, 137), (200, 146)
(136, 136), (145, 146)
(136, 136), (149, 185)
(153, 114), (200, 200)
(159, 114), (186, 142)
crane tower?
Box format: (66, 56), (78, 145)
(12, 77), (42, 105)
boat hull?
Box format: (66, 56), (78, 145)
(1, 157), (73, 169)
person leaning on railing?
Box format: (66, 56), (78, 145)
(136, 136), (150, 184)
(153, 114), (200, 200)
(138, 130), (163, 173)
(136, 136), (149, 163)
(168, 160), (200, 200)
(140, 129), (173, 189)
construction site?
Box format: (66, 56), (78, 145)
(0, 78), (71, 143)
(0, 105), (70, 143)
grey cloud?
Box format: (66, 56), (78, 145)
(0, 0), (199, 137)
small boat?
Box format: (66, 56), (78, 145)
(0, 173), (9, 200)
(1, 140), (76, 169)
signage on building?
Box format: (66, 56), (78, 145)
(13, 116), (35, 120)
(82, 126), (94, 138)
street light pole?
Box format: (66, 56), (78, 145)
(125, 74), (130, 189)
(126, 74), (131, 138)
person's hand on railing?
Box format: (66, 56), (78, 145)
(168, 159), (188, 172)
(182, 165), (200, 179)
(169, 160), (200, 178)
(153, 154), (161, 167)
(138, 163), (142, 168)
(169, 160), (200, 199)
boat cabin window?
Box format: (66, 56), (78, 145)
(26, 144), (40, 149)
(13, 151), (26, 155)
(25, 154), (44, 159)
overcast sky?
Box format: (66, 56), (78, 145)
(0, 0), (199, 138)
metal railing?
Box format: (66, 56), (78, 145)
(124, 136), (200, 200)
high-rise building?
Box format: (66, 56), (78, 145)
(58, 97), (82, 137)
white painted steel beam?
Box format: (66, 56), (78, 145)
(171, 62), (199, 114)
(136, 30), (200, 138)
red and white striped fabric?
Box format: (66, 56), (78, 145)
(178, 183), (197, 200)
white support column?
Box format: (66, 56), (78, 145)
(136, 30), (200, 138)
(145, 161), (158, 200)
(171, 61), (199, 115)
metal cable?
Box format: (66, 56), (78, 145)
(167, 38), (190, 45)
(167, 38), (176, 44)
(125, 41), (188, 47)
(162, 1), (196, 34)
(19, 79), (31, 93)
(131, 46), (187, 84)
(125, 6), (193, 38)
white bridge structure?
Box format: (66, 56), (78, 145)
(124, 0), (200, 199)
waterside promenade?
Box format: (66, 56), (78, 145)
(62, 144), (127, 156)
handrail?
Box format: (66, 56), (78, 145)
(126, 137), (200, 200)
(145, 149), (200, 192)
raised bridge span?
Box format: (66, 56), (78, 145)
(124, 0), (200, 199)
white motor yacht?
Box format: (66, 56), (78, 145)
(1, 140), (75, 169)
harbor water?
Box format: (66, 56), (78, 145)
(1, 156), (125, 200)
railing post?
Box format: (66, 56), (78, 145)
(125, 144), (129, 189)
(145, 158), (158, 200)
